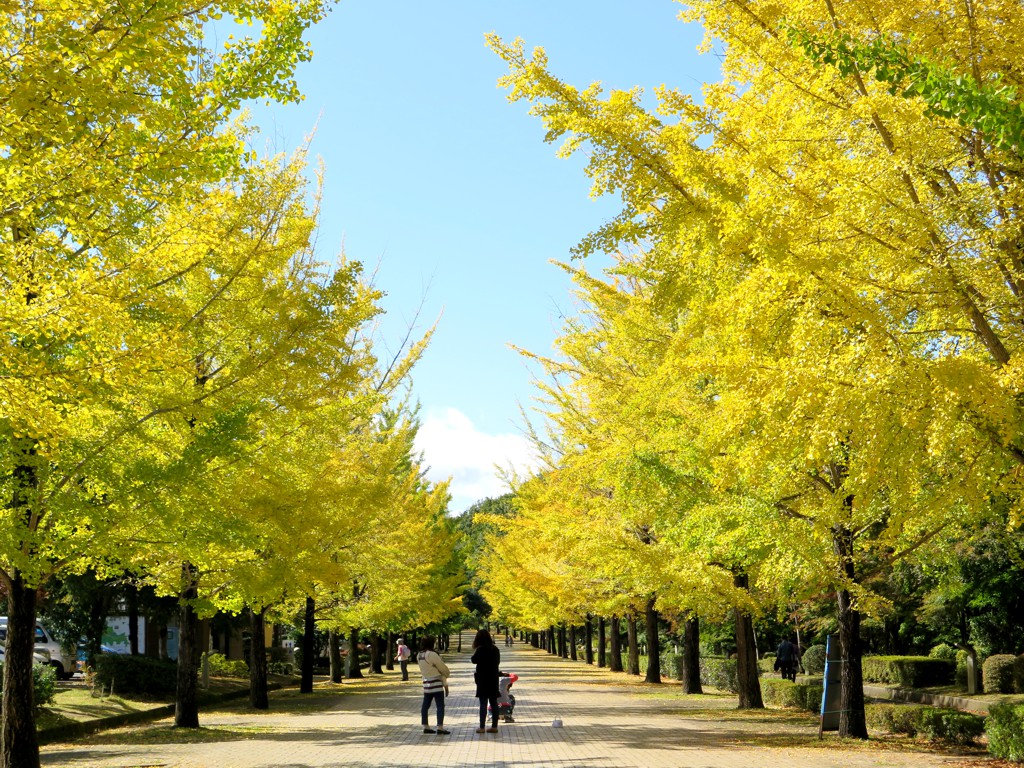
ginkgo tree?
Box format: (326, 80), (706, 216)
(1, 2), (334, 764)
(317, 411), (465, 671)
(487, 0), (1021, 737)
(102, 150), (388, 726)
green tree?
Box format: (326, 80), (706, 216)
(1, 3), (332, 760)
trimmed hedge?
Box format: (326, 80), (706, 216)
(760, 677), (823, 713)
(987, 702), (1024, 762)
(93, 654), (178, 696)
(865, 703), (927, 736)
(865, 703), (984, 745)
(660, 653), (684, 681)
(861, 656), (954, 687)
(917, 707), (985, 745)
(700, 656), (739, 693)
(802, 645), (827, 675)
(1014, 655), (1024, 694)
(0, 661), (56, 713)
(207, 653), (248, 678)
(983, 654), (1017, 694)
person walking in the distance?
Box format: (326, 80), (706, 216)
(395, 637), (411, 681)
(471, 628), (501, 734)
(417, 637), (450, 735)
(775, 636), (799, 682)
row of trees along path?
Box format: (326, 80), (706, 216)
(39, 633), (958, 768)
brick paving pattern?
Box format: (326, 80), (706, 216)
(42, 634), (964, 767)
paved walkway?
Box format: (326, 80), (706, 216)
(42, 635), (969, 768)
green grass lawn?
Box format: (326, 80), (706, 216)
(37, 674), (297, 733)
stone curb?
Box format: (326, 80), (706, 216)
(863, 684), (992, 714)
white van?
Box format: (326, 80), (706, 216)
(0, 618), (72, 679)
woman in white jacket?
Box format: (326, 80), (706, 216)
(416, 637), (451, 735)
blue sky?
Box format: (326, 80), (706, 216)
(243, 1), (721, 513)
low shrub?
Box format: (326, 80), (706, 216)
(802, 645), (827, 675)
(865, 703), (926, 736)
(34, 663), (57, 709)
(987, 702), (1024, 762)
(268, 661), (294, 676)
(917, 707), (985, 745)
(760, 677), (823, 713)
(206, 653), (248, 678)
(983, 654), (1016, 694)
(861, 656), (955, 687)
(866, 703), (985, 745)
(700, 657), (739, 693)
(0, 662), (57, 712)
(1014, 655), (1024, 694)
(660, 653), (684, 681)
(760, 677), (804, 708)
(93, 654), (177, 696)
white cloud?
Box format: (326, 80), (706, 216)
(414, 407), (539, 514)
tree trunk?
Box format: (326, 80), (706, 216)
(385, 631), (395, 671)
(681, 614), (703, 693)
(548, 626), (556, 655)
(370, 632), (383, 674)
(127, 584), (139, 656)
(248, 607), (269, 709)
(584, 616), (594, 664)
(531, 632), (538, 648)
(597, 617), (607, 668)
(347, 627), (363, 678)
(175, 563), (201, 727)
(2, 572), (40, 768)
(86, 584), (114, 670)
(609, 616), (624, 672)
(569, 625), (578, 660)
(734, 572), (764, 709)
(2, 435), (42, 768)
(300, 596), (315, 693)
(644, 598), (661, 684)
(328, 631), (343, 683)
(834, 524), (868, 738)
(626, 615), (640, 675)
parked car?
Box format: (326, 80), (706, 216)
(0, 646), (52, 665)
(0, 618), (73, 679)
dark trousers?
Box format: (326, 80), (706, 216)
(780, 660), (797, 682)
(478, 696), (498, 728)
(422, 690), (444, 726)
(400, 659), (408, 680)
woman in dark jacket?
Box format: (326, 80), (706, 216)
(470, 628), (501, 733)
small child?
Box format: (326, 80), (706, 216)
(496, 671), (519, 722)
